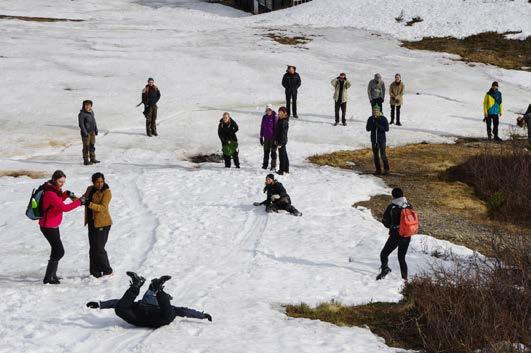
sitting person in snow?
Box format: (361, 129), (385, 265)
(253, 174), (302, 216)
(86, 272), (212, 328)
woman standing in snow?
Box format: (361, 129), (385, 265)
(218, 112), (240, 168)
(275, 107), (290, 175)
(39, 170), (85, 284)
(389, 74), (404, 126)
(82, 172), (113, 278)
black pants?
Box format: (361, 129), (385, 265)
(278, 145), (289, 173)
(223, 151), (240, 168)
(380, 233), (410, 279)
(371, 98), (383, 112)
(88, 224), (112, 277)
(372, 142), (389, 171)
(40, 227), (65, 261)
(390, 105), (401, 123)
(262, 139), (277, 169)
(335, 101), (347, 123)
(286, 91), (298, 117)
(115, 286), (176, 328)
(269, 197), (299, 215)
(486, 114), (499, 138)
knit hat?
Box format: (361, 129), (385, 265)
(148, 77), (154, 82)
(266, 173), (275, 180)
(265, 104), (273, 111)
(372, 105), (381, 112)
(392, 188), (403, 198)
(278, 106), (287, 114)
(492, 81), (498, 87)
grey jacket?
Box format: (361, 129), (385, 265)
(78, 110), (98, 137)
(368, 79), (385, 101)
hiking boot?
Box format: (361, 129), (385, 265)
(494, 136), (502, 141)
(292, 210), (302, 217)
(276, 171), (284, 175)
(383, 169), (390, 175)
(488, 135), (492, 141)
(83, 160), (91, 166)
(91, 159), (100, 164)
(262, 166), (267, 170)
(43, 261), (60, 284)
(342, 122), (347, 126)
(152, 132), (158, 136)
(293, 115), (299, 119)
(390, 120), (394, 125)
(373, 170), (382, 176)
(376, 266), (391, 280)
(396, 122), (402, 126)
(334, 122), (339, 126)
(126, 271), (145, 288)
(149, 275), (172, 292)
(204, 313), (212, 322)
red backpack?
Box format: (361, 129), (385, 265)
(399, 208), (419, 237)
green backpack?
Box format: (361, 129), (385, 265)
(222, 141), (238, 157)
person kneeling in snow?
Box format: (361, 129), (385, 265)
(86, 272), (212, 328)
(253, 174), (302, 216)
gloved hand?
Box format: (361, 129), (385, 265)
(79, 196), (88, 206)
(86, 301), (99, 309)
(204, 313), (212, 322)
(65, 190), (76, 199)
(95, 130), (99, 136)
(253, 202), (262, 206)
(271, 194), (281, 201)
(260, 137), (264, 146)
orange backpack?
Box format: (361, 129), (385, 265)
(399, 208), (419, 237)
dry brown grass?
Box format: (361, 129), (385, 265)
(0, 170), (46, 179)
(402, 32), (531, 71)
(264, 32), (312, 46)
(0, 15), (83, 22)
(309, 139), (529, 254)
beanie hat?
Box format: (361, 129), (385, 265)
(266, 104), (273, 111)
(372, 105), (381, 112)
(266, 173), (275, 180)
(148, 77), (154, 82)
(392, 188), (403, 198)
(82, 100), (93, 107)
(492, 81), (498, 87)
(278, 106), (287, 114)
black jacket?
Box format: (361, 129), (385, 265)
(382, 199), (413, 236)
(218, 118), (239, 144)
(142, 85), (161, 107)
(275, 118), (289, 146)
(366, 115), (389, 146)
(282, 72), (301, 93)
(263, 181), (290, 206)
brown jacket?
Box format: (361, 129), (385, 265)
(83, 185), (112, 228)
(389, 81), (405, 106)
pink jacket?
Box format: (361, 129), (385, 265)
(38, 182), (82, 228)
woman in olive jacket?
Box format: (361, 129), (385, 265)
(83, 172), (113, 277)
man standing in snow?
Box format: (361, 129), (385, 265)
(377, 188), (412, 281)
(368, 73), (385, 112)
(253, 174), (302, 216)
(260, 104), (278, 170)
(78, 100), (100, 165)
(331, 73), (351, 126)
(366, 106), (390, 175)
(275, 106), (290, 175)
(282, 65), (301, 118)
(389, 73), (404, 126)
(142, 78), (161, 137)
(483, 81), (503, 141)
(86, 272), (212, 328)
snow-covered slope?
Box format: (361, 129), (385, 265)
(0, 1), (529, 352)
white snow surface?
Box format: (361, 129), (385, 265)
(0, 1), (529, 352)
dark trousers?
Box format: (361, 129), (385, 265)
(115, 287), (176, 328)
(88, 224), (112, 277)
(371, 98), (383, 112)
(262, 139), (277, 169)
(335, 101), (347, 123)
(278, 145), (289, 173)
(372, 141), (389, 171)
(269, 197), (299, 215)
(380, 233), (410, 279)
(40, 227), (65, 261)
(390, 105), (401, 123)
(223, 151), (240, 168)
(145, 105), (158, 136)
(286, 91), (298, 117)
(81, 132), (96, 162)
(486, 114), (499, 138)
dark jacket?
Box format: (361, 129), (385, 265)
(263, 181), (290, 206)
(142, 85), (161, 107)
(78, 110), (98, 137)
(382, 197), (412, 236)
(260, 113), (277, 140)
(218, 118), (239, 144)
(282, 72), (301, 93)
(275, 118), (289, 146)
(366, 115), (389, 145)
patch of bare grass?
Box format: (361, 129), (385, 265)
(0, 170), (46, 179)
(188, 153), (223, 164)
(402, 31), (531, 71)
(264, 32), (312, 46)
(0, 15), (84, 22)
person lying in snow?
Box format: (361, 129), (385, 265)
(86, 272), (212, 328)
(253, 174), (302, 216)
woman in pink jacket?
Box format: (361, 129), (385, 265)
(39, 170), (86, 284)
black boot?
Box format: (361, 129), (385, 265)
(149, 275), (172, 292)
(43, 261), (60, 284)
(91, 159), (100, 164)
(126, 271), (146, 288)
(376, 266), (391, 280)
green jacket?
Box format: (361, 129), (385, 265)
(331, 78), (351, 104)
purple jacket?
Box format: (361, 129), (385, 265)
(260, 112), (277, 140)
